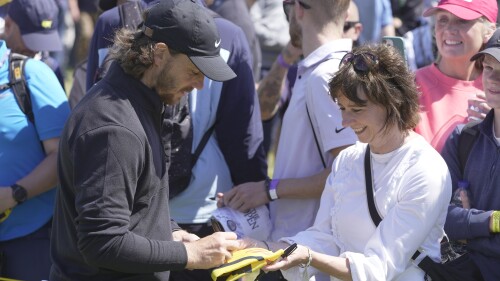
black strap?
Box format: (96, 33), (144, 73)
(191, 122), (216, 167)
(118, 0), (144, 30)
(9, 53), (33, 124)
(364, 146), (422, 260)
(458, 121), (480, 178)
(364, 146), (382, 226)
(306, 103), (327, 168)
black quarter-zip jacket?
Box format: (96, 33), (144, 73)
(51, 62), (187, 281)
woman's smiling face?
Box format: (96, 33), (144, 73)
(337, 88), (388, 146)
(434, 10), (488, 61)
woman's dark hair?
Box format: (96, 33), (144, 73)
(329, 44), (420, 134)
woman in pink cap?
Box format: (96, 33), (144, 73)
(415, 0), (497, 152)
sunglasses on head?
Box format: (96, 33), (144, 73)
(282, 0), (311, 21)
(343, 21), (359, 33)
(340, 52), (379, 73)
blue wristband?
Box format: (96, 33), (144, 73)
(277, 54), (292, 69)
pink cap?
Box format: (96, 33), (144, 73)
(423, 0), (498, 23)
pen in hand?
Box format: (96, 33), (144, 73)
(211, 217), (224, 232)
(281, 243), (297, 259)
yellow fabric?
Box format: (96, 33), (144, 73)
(492, 211), (500, 233)
(211, 247), (284, 281)
(0, 0), (11, 7)
(0, 209), (11, 223)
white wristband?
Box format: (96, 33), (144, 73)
(268, 179), (279, 201)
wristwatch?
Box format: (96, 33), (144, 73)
(11, 183), (28, 204)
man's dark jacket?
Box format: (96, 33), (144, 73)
(51, 62), (186, 281)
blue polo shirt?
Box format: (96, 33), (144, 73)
(0, 41), (70, 241)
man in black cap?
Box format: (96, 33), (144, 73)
(3, 0), (65, 88)
(50, 0), (240, 280)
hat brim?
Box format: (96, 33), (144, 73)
(190, 55), (236, 82)
(22, 32), (62, 52)
(423, 5), (483, 20)
(471, 48), (500, 62)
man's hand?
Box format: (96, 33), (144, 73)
(173, 230), (199, 242)
(184, 232), (243, 269)
(216, 181), (269, 212)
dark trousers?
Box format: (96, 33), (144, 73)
(257, 270), (288, 281)
(0, 221), (52, 281)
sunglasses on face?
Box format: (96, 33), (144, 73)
(340, 52), (379, 73)
(343, 21), (359, 33)
(282, 0), (311, 21)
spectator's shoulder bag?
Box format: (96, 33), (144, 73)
(363, 146), (483, 281)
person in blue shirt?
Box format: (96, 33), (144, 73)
(0, 38), (70, 280)
(441, 28), (500, 281)
(353, 0), (395, 44)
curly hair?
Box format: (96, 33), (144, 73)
(329, 44), (420, 134)
(107, 28), (157, 80)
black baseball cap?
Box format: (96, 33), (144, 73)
(99, 0), (118, 11)
(143, 0), (236, 82)
(99, 0), (156, 11)
(7, 0), (62, 52)
(471, 29), (500, 62)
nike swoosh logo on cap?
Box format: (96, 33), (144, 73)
(215, 39), (221, 48)
(335, 127), (346, 133)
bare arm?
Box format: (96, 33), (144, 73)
(259, 42), (302, 120)
(68, 0), (80, 22)
(217, 146), (350, 212)
(0, 137), (59, 212)
(381, 24), (396, 37)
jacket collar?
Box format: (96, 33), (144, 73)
(104, 61), (164, 115)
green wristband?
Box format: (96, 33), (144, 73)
(492, 211), (500, 233)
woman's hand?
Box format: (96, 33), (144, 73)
(264, 244), (309, 271)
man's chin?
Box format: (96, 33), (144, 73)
(162, 95), (184, 105)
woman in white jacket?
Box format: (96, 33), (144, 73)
(258, 44), (452, 281)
